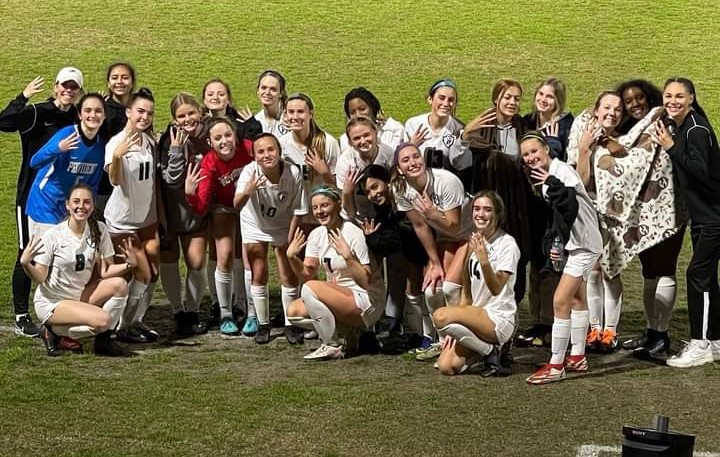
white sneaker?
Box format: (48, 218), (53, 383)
(666, 339), (714, 368)
(303, 344), (344, 361)
(710, 340), (720, 361)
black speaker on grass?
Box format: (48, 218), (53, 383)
(622, 415), (695, 456)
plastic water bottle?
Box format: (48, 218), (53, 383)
(551, 236), (566, 272)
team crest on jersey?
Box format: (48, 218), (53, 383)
(442, 134), (455, 148)
(278, 124), (289, 135)
(278, 191), (288, 202)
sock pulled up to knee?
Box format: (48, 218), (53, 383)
(301, 284), (337, 344)
(438, 323), (492, 356)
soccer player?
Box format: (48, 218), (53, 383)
(339, 87), (404, 151)
(185, 117), (252, 336)
(20, 184), (132, 357)
(0, 66), (84, 337)
(104, 88), (160, 343)
(254, 70), (289, 137)
(27, 93), (106, 233)
(391, 142), (473, 360)
(234, 133), (307, 344)
(433, 191), (519, 376)
(157, 92), (211, 336)
(285, 186), (385, 360)
(278, 92), (340, 230)
(404, 79), (471, 179)
(521, 132), (603, 384)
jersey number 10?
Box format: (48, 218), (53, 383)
(260, 204), (277, 218)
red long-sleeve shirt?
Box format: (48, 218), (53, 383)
(186, 140), (252, 215)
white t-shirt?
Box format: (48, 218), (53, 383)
(255, 109), (290, 138)
(104, 131), (157, 232)
(394, 169), (473, 241)
(404, 113), (471, 170)
(306, 222), (384, 307)
(339, 117), (405, 151)
(279, 130), (340, 202)
(468, 229), (519, 322)
(34, 220), (115, 303)
(335, 143), (395, 220)
(236, 160), (308, 233)
(543, 159), (603, 253)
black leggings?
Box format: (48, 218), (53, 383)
(638, 226), (686, 279)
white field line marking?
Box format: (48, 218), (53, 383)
(576, 444), (720, 457)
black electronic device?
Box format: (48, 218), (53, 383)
(622, 415), (695, 456)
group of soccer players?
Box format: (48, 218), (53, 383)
(2, 63), (720, 384)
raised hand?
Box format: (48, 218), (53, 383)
(342, 167), (361, 195)
(286, 228), (307, 258)
(244, 168), (267, 194)
(529, 167), (550, 185)
(544, 121), (559, 139)
(58, 131), (81, 152)
(579, 118), (602, 152)
(412, 192), (440, 220)
(236, 106), (253, 123)
(116, 237), (138, 268)
(361, 218), (381, 236)
(170, 126), (189, 148)
(410, 125), (430, 147)
(22, 76), (44, 99)
(113, 131), (140, 159)
(329, 228), (353, 260)
(305, 148), (330, 176)
(469, 232), (489, 264)
(20, 236), (44, 266)
(184, 161), (206, 196)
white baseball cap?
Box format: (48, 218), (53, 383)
(55, 67), (84, 88)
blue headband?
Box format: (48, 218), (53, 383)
(311, 185), (341, 202)
(392, 142), (419, 167)
(429, 79), (457, 96)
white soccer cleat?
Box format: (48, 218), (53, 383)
(303, 344), (344, 361)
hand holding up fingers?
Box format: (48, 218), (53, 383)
(184, 161), (206, 196)
(236, 106), (253, 123)
(329, 228), (353, 260)
(20, 236), (45, 266)
(58, 131), (81, 152)
(114, 131), (140, 159)
(116, 237), (138, 268)
(286, 228), (307, 258)
(410, 125), (430, 147)
(22, 76), (44, 99)
(361, 218), (381, 235)
(170, 127), (189, 148)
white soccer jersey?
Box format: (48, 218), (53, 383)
(339, 117), (405, 151)
(394, 169), (473, 241)
(335, 143), (395, 220)
(237, 160), (308, 240)
(306, 222), (385, 306)
(34, 220), (115, 304)
(404, 113), (471, 170)
(468, 229), (519, 322)
(255, 109), (290, 138)
(543, 158), (603, 254)
(104, 131), (157, 232)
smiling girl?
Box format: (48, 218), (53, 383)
(254, 70), (289, 137)
(21, 184), (133, 357)
(158, 93), (211, 335)
(105, 88), (160, 343)
(285, 186), (385, 360)
(653, 78), (720, 368)
(27, 93), (106, 233)
(404, 79), (470, 178)
(391, 143), (472, 359)
(185, 117), (252, 336)
(433, 191), (519, 377)
(339, 87), (404, 151)
(521, 132), (603, 384)
(234, 133), (307, 344)
(523, 78), (574, 161)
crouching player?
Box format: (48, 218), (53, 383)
(20, 184), (133, 357)
(433, 191), (519, 376)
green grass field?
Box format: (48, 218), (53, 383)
(1, 1), (720, 456)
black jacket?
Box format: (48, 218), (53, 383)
(542, 175), (579, 257)
(0, 94), (77, 204)
(365, 203), (428, 266)
(666, 111), (720, 226)
(523, 111), (574, 161)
